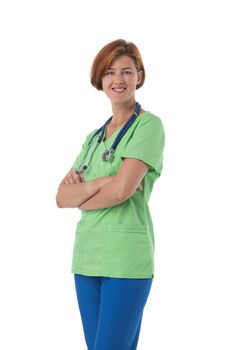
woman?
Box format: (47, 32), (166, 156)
(56, 39), (165, 350)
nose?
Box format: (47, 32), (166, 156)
(113, 72), (125, 84)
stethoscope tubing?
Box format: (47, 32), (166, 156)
(76, 102), (141, 174)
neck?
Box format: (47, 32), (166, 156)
(110, 100), (137, 127)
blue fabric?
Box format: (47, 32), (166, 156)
(74, 274), (153, 350)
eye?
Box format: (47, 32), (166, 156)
(122, 70), (133, 75)
(105, 71), (114, 76)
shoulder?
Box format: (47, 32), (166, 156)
(136, 111), (164, 131)
(84, 128), (99, 143)
(139, 110), (162, 122)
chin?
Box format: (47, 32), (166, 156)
(109, 94), (133, 104)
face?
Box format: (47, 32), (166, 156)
(101, 55), (142, 105)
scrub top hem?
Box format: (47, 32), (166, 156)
(71, 269), (154, 279)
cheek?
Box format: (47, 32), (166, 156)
(102, 78), (110, 90)
(126, 77), (138, 87)
(102, 81), (112, 97)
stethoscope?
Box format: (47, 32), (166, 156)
(76, 102), (141, 174)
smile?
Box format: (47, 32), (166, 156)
(112, 87), (126, 93)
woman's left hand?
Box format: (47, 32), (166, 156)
(62, 169), (82, 185)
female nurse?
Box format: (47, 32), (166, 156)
(56, 39), (165, 350)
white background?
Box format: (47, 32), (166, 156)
(0, 0), (232, 349)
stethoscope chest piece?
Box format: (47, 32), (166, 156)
(102, 148), (114, 162)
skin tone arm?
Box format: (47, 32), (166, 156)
(79, 158), (149, 211)
(56, 168), (114, 208)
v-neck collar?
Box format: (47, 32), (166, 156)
(102, 110), (147, 144)
(102, 125), (121, 144)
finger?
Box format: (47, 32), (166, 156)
(71, 170), (81, 184)
(79, 173), (84, 183)
(67, 174), (74, 184)
(137, 183), (143, 191)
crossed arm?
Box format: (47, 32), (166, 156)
(56, 158), (149, 210)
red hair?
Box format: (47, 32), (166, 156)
(90, 39), (145, 91)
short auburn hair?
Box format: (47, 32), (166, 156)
(90, 39), (145, 91)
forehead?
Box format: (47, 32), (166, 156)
(108, 55), (136, 69)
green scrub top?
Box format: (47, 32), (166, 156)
(71, 111), (165, 278)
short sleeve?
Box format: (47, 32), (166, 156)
(120, 115), (165, 176)
(72, 129), (97, 170)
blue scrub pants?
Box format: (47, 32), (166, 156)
(74, 274), (153, 350)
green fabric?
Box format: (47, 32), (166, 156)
(71, 111), (165, 278)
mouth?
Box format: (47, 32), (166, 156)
(112, 87), (127, 94)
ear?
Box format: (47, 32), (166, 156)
(136, 70), (143, 86)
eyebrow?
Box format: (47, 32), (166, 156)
(107, 67), (134, 70)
